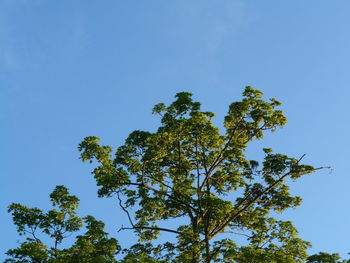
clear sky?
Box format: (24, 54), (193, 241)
(1, 0), (350, 260)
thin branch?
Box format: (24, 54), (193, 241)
(116, 191), (184, 236)
(141, 182), (196, 222)
(117, 191), (135, 228)
(198, 143), (210, 192)
(204, 117), (245, 178)
(25, 229), (41, 242)
(200, 118), (262, 191)
(118, 225), (183, 235)
(223, 231), (251, 238)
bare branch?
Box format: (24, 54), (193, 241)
(118, 225), (183, 235)
(223, 231), (251, 238)
(117, 191), (135, 228)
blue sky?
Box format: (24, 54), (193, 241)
(1, 0), (350, 259)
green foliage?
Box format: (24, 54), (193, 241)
(5, 186), (120, 263)
(7, 87), (345, 262)
(306, 252), (350, 263)
(77, 87), (322, 262)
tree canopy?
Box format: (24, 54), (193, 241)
(6, 185), (120, 263)
(6, 87), (347, 262)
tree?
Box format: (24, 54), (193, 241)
(6, 185), (120, 263)
(6, 87), (342, 262)
(77, 87), (325, 262)
(306, 252), (350, 263)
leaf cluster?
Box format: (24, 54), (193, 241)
(5, 186), (120, 263)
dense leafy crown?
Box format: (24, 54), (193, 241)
(7, 87), (340, 263)
(77, 87), (319, 262)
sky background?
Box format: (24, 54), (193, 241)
(1, 0), (350, 260)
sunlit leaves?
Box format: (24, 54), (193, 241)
(76, 87), (323, 262)
(6, 187), (120, 263)
(307, 252), (350, 263)
(5, 240), (48, 263)
(5, 87), (340, 262)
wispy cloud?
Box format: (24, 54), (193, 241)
(205, 0), (247, 52)
(179, 0), (248, 54)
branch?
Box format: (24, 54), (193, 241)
(116, 191), (184, 236)
(25, 228), (41, 242)
(198, 142), (210, 192)
(141, 182), (196, 222)
(206, 244), (223, 262)
(223, 231), (252, 238)
(209, 159), (329, 239)
(195, 137), (202, 210)
(141, 160), (197, 219)
(205, 117), (245, 174)
(118, 225), (183, 235)
(200, 118), (262, 191)
(117, 191), (135, 228)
